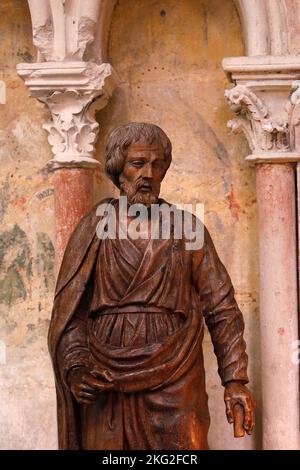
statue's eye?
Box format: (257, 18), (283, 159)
(131, 161), (144, 167)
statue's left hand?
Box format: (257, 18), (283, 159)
(68, 366), (114, 405)
(224, 381), (256, 435)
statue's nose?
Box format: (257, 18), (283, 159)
(142, 163), (153, 178)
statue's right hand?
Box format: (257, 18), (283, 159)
(68, 367), (114, 405)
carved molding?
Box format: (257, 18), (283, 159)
(233, 0), (269, 56)
(93, 0), (118, 63)
(17, 61), (119, 168)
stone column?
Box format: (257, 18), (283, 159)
(223, 56), (300, 450)
(297, 161), (300, 306)
(290, 81), (300, 316)
(17, 0), (119, 267)
(53, 168), (94, 265)
(17, 61), (118, 265)
(256, 162), (298, 449)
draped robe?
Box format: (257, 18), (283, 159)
(48, 198), (249, 450)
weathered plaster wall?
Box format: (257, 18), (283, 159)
(0, 0), (57, 449)
(0, 0), (261, 450)
(96, 0), (261, 450)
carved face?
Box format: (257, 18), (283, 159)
(119, 141), (167, 205)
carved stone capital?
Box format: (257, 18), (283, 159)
(17, 61), (119, 169)
(225, 84), (293, 158)
(223, 56), (300, 163)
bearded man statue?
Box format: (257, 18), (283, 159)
(48, 122), (256, 450)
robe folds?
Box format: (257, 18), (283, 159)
(48, 198), (249, 450)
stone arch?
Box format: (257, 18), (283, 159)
(233, 0), (269, 55)
(98, 0), (289, 61)
(26, 0), (289, 63)
(234, 0), (290, 56)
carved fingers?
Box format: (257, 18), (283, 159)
(69, 367), (114, 405)
(224, 381), (256, 436)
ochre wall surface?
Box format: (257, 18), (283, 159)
(0, 0), (57, 450)
(0, 0), (261, 449)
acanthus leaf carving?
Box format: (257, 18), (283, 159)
(46, 126), (66, 155)
(41, 88), (101, 168)
(225, 85), (268, 121)
(17, 61), (119, 169)
(288, 81), (300, 128)
(227, 117), (255, 153)
(225, 85), (291, 153)
(46, 90), (85, 130)
(75, 124), (98, 154)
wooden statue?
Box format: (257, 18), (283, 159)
(48, 122), (256, 450)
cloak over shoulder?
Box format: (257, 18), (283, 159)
(48, 198), (112, 449)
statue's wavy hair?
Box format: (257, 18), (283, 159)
(105, 122), (172, 188)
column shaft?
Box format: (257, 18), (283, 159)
(297, 162), (300, 312)
(53, 168), (94, 268)
(256, 163), (299, 450)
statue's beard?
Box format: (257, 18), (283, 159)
(119, 178), (160, 207)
